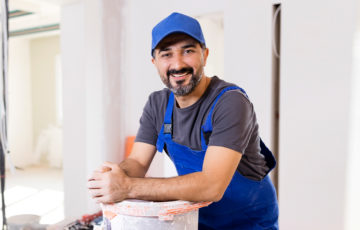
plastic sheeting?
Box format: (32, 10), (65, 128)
(101, 199), (211, 230)
(34, 125), (62, 168)
(103, 212), (198, 230)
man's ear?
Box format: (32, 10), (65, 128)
(152, 57), (155, 65)
(203, 48), (209, 66)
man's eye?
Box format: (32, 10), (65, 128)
(161, 53), (171, 58)
(185, 49), (194, 54)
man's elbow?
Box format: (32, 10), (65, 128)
(213, 187), (226, 202)
(203, 184), (226, 202)
(210, 192), (223, 202)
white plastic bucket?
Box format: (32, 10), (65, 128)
(101, 199), (211, 230)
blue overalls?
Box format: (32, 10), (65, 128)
(156, 86), (279, 230)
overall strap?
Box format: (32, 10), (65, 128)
(156, 92), (175, 152)
(200, 86), (248, 149)
(202, 86), (247, 133)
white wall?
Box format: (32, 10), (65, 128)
(30, 35), (60, 141)
(8, 34), (61, 168)
(279, 1), (358, 229)
(30, 35), (61, 165)
(197, 13), (224, 82)
(8, 38), (33, 167)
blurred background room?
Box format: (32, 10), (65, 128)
(0, 0), (359, 229)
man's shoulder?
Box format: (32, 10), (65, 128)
(209, 76), (252, 107)
(149, 88), (170, 98)
(147, 88), (171, 108)
(208, 76), (247, 99)
(210, 76), (238, 92)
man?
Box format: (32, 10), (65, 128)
(88, 12), (279, 229)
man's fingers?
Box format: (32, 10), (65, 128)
(88, 171), (104, 181)
(93, 162), (116, 174)
(101, 166), (111, 172)
(87, 179), (104, 189)
(102, 161), (117, 170)
(95, 195), (113, 204)
(94, 166), (111, 173)
(89, 188), (103, 198)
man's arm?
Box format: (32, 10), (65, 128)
(119, 142), (157, 178)
(87, 141), (156, 201)
(88, 145), (242, 203)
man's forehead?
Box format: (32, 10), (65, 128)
(156, 33), (199, 50)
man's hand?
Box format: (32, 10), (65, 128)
(87, 162), (131, 204)
(86, 145), (242, 203)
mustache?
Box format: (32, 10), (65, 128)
(167, 67), (193, 77)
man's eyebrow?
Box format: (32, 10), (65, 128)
(158, 47), (171, 53)
(158, 42), (197, 53)
(182, 43), (196, 49)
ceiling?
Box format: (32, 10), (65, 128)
(8, 0), (65, 38)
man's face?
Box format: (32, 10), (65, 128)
(152, 34), (209, 96)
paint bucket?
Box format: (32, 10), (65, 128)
(101, 199), (211, 230)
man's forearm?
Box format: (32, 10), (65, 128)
(127, 172), (222, 202)
(120, 158), (147, 178)
(89, 146), (240, 204)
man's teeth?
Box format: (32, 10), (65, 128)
(172, 73), (189, 77)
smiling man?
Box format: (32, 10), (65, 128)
(88, 12), (279, 229)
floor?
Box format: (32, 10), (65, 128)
(0, 165), (64, 226)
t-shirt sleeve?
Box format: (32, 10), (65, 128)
(208, 90), (257, 154)
(135, 96), (159, 146)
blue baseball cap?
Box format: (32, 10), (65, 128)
(151, 12), (206, 56)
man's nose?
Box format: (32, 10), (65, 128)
(171, 53), (186, 70)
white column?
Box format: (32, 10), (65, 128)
(61, 0), (107, 218)
(345, 31), (360, 230)
(101, 0), (127, 164)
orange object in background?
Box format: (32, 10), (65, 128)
(125, 136), (136, 158)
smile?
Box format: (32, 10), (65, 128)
(170, 72), (191, 80)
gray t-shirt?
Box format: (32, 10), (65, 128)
(136, 76), (270, 180)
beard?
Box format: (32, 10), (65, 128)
(161, 67), (203, 96)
